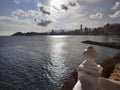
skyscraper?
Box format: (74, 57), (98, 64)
(80, 24), (83, 33)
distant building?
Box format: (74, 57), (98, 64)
(62, 30), (64, 34)
(85, 27), (88, 34)
(104, 23), (120, 35)
(75, 29), (81, 35)
(80, 24), (83, 33)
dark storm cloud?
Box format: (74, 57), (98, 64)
(69, 2), (76, 7)
(37, 19), (52, 26)
(39, 7), (50, 15)
(61, 4), (68, 10)
(60, 2), (76, 11)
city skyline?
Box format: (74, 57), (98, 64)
(0, 0), (120, 35)
(12, 23), (120, 36)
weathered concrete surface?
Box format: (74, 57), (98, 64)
(73, 72), (98, 90)
(98, 77), (120, 90)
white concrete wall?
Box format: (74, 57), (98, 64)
(73, 46), (102, 90)
(97, 77), (120, 90)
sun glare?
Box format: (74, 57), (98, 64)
(50, 0), (62, 9)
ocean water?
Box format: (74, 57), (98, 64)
(0, 35), (119, 90)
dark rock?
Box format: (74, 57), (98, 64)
(58, 70), (78, 90)
(81, 40), (120, 49)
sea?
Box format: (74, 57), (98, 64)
(0, 35), (120, 90)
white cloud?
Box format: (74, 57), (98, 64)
(28, 10), (40, 17)
(13, 0), (31, 4)
(89, 12), (104, 19)
(36, 2), (59, 22)
(79, 0), (103, 3)
(0, 16), (18, 24)
(13, 9), (28, 17)
(111, 2), (120, 10)
(12, 9), (40, 17)
(0, 16), (33, 25)
(35, 0), (85, 24)
(109, 10), (120, 18)
(14, 0), (19, 4)
(37, 2), (50, 9)
(37, 2), (42, 7)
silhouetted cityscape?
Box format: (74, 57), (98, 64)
(12, 23), (120, 36)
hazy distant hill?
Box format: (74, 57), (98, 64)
(12, 32), (48, 36)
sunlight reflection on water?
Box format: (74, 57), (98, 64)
(48, 36), (67, 85)
(50, 35), (69, 38)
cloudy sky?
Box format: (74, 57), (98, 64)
(0, 0), (120, 35)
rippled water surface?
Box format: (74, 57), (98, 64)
(0, 35), (119, 90)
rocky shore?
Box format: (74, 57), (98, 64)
(109, 63), (120, 81)
(57, 70), (78, 90)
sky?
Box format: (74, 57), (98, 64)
(0, 0), (120, 35)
